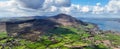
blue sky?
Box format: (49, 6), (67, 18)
(1, 0), (109, 6)
(71, 0), (109, 6)
(0, 0), (120, 18)
(0, 0), (8, 1)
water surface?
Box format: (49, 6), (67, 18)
(79, 18), (120, 32)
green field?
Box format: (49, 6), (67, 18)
(0, 24), (120, 49)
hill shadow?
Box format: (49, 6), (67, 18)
(5, 19), (76, 41)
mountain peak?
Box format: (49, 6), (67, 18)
(48, 14), (85, 26)
(3, 14), (87, 41)
(51, 13), (73, 19)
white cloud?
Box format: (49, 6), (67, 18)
(43, 0), (71, 11)
(81, 6), (90, 13)
(0, 0), (71, 17)
(44, 6), (58, 12)
(0, 0), (120, 18)
(105, 0), (120, 13)
(49, 6), (58, 12)
(92, 0), (120, 14)
(59, 7), (71, 14)
(92, 3), (104, 14)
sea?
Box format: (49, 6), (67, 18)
(78, 18), (120, 32)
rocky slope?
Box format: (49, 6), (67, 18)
(3, 14), (92, 41)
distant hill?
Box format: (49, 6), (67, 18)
(0, 14), (120, 49)
(48, 14), (87, 26)
(0, 16), (48, 33)
(3, 14), (93, 41)
(0, 16), (48, 22)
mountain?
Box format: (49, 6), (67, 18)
(0, 16), (48, 22)
(48, 14), (87, 26)
(0, 14), (120, 49)
(5, 14), (90, 41)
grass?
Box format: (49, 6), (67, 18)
(0, 32), (7, 38)
(105, 33), (120, 46)
(85, 24), (94, 29)
(0, 25), (119, 49)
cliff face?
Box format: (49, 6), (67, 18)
(0, 22), (6, 32)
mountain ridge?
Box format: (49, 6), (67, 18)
(0, 14), (120, 49)
(3, 14), (91, 41)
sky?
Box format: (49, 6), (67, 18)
(71, 0), (109, 6)
(0, 0), (120, 18)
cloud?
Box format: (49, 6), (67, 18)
(16, 0), (45, 9)
(43, 0), (71, 11)
(59, 7), (71, 14)
(15, 0), (71, 9)
(92, 3), (104, 14)
(54, 0), (71, 7)
(0, 0), (71, 17)
(81, 6), (90, 13)
(105, 0), (120, 13)
(92, 0), (120, 14)
(0, 0), (120, 18)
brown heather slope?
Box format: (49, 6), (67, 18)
(0, 22), (6, 32)
(0, 14), (120, 49)
(4, 14), (88, 41)
(48, 14), (87, 26)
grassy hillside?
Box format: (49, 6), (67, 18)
(0, 24), (120, 49)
